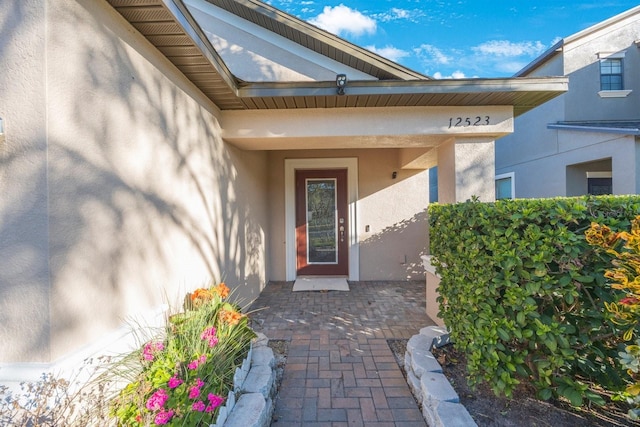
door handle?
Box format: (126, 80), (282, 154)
(339, 225), (345, 242)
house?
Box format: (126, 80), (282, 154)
(495, 6), (640, 199)
(0, 0), (566, 383)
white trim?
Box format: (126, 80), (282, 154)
(586, 171), (612, 178)
(598, 90), (632, 98)
(495, 172), (515, 200)
(285, 158), (359, 281)
(0, 304), (168, 388)
(597, 51), (626, 59)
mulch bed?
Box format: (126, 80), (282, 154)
(387, 339), (639, 427)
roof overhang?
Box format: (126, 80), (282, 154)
(106, 0), (568, 115)
(548, 121), (640, 135)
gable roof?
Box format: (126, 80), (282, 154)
(197, 0), (428, 81)
(515, 5), (640, 77)
(107, 0), (567, 115)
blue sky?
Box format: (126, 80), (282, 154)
(264, 1), (639, 78)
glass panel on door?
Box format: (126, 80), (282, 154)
(306, 178), (337, 264)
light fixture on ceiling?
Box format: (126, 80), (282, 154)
(336, 74), (347, 95)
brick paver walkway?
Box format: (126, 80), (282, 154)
(248, 280), (435, 427)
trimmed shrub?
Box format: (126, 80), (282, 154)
(428, 195), (640, 405)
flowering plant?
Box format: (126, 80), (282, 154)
(110, 282), (255, 426)
(587, 216), (640, 418)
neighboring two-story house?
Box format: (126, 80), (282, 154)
(495, 6), (640, 199)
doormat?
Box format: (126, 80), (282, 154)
(292, 277), (350, 292)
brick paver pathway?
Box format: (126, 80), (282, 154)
(248, 280), (435, 427)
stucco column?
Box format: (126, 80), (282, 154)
(437, 137), (496, 203)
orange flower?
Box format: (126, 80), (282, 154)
(218, 309), (243, 326)
(212, 283), (230, 299)
(191, 288), (213, 302)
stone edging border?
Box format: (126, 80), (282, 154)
(212, 333), (276, 427)
(405, 326), (478, 427)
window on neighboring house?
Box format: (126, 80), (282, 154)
(429, 167), (438, 203)
(495, 173), (514, 200)
(587, 171), (612, 195)
(600, 58), (623, 91)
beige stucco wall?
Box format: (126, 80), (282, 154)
(267, 149), (430, 281)
(0, 0), (269, 364)
(438, 138), (496, 203)
(0, 0), (50, 363)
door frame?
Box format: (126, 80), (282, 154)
(285, 158), (359, 281)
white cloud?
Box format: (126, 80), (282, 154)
(308, 4), (376, 37)
(366, 45), (410, 62)
(376, 8), (424, 22)
(433, 70), (466, 79)
(413, 44), (452, 65)
(472, 40), (547, 57)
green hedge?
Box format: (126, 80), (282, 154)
(428, 195), (640, 405)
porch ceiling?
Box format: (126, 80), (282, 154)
(106, 0), (568, 116)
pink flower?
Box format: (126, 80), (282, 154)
(201, 326), (219, 348)
(168, 375), (183, 389)
(188, 386), (200, 399)
(188, 378), (205, 399)
(192, 400), (206, 412)
(207, 393), (225, 410)
(187, 354), (207, 370)
(145, 389), (169, 411)
(154, 408), (174, 425)
(142, 341), (164, 361)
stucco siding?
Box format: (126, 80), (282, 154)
(563, 19), (640, 122)
(497, 8), (640, 199)
(525, 52), (564, 77)
(500, 133), (637, 198)
(496, 96), (565, 173)
(267, 149), (429, 282)
(0, 0), (51, 363)
(0, 0), (269, 364)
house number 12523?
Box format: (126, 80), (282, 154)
(448, 116), (490, 128)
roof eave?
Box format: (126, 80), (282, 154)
(548, 123), (640, 135)
(238, 77), (569, 112)
(165, 0), (239, 91)
(239, 77), (568, 95)
(514, 40), (564, 77)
